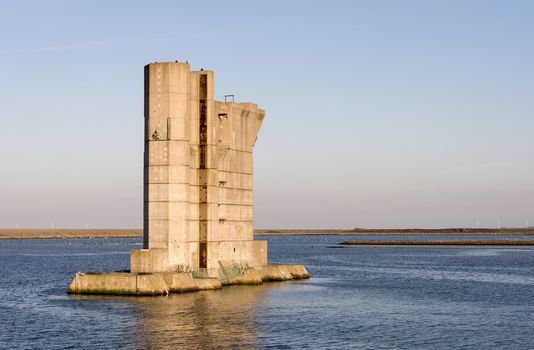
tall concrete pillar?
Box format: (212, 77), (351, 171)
(63, 60), (315, 294)
(144, 62), (192, 265)
(132, 61), (267, 273)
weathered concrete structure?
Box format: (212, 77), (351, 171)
(130, 62), (266, 273)
(67, 61), (309, 296)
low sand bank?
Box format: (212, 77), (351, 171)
(0, 229), (141, 239)
(257, 228), (534, 235)
(340, 239), (534, 246)
(1, 228), (534, 240)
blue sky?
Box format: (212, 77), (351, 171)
(1, 0), (533, 228)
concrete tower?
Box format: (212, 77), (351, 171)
(130, 62), (267, 273)
(67, 61), (309, 296)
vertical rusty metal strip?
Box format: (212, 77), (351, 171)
(198, 74), (208, 268)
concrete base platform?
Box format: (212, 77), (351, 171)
(130, 241), (268, 273)
(66, 264), (310, 296)
(258, 264), (311, 281)
(66, 272), (170, 296)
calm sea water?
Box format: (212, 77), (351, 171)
(1, 234), (534, 349)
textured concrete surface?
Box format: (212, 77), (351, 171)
(195, 278), (222, 290)
(132, 61), (267, 273)
(284, 264), (311, 279)
(67, 272), (169, 296)
(259, 264), (311, 282)
(233, 267), (263, 285)
(66, 61), (309, 296)
(66, 265), (309, 295)
(160, 272), (198, 293)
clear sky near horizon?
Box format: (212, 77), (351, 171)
(1, 1), (533, 229)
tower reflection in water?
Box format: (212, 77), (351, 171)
(131, 285), (269, 349)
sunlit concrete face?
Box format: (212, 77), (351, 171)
(131, 62), (267, 272)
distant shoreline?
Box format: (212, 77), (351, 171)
(255, 228), (534, 235)
(340, 239), (534, 246)
(0, 229), (141, 240)
(0, 228), (533, 240)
